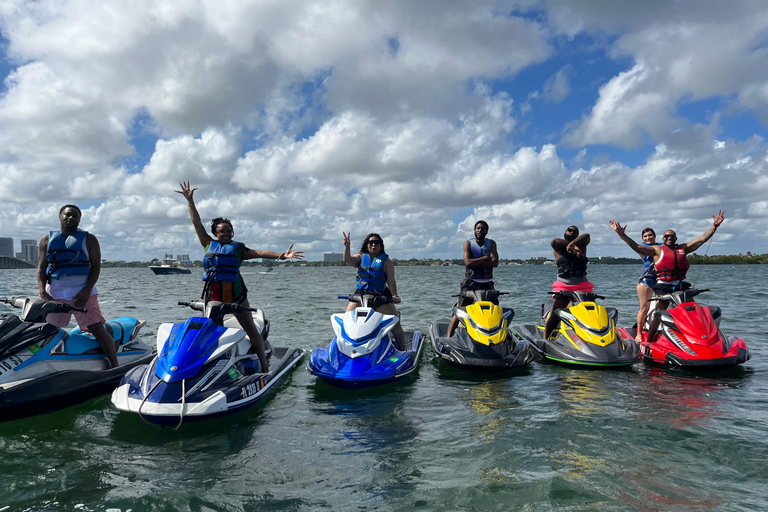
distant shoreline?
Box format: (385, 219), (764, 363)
(95, 253), (768, 268)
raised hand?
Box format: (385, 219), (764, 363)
(284, 244), (304, 261)
(175, 180), (197, 201)
(609, 219), (626, 236)
(342, 232), (351, 247)
(712, 210), (725, 227)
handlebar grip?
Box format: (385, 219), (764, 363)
(178, 301), (190, 306)
(73, 307), (88, 313)
(338, 296), (349, 300)
(498, 292), (509, 296)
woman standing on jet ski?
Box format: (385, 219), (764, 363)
(342, 232), (406, 351)
(176, 181), (304, 372)
(543, 225), (592, 340)
(611, 225), (658, 341)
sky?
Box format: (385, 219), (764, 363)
(1, 0), (767, 261)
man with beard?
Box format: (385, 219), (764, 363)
(543, 225), (592, 340)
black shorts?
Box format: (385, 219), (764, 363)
(653, 281), (691, 294)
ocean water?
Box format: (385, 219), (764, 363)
(0, 264), (766, 512)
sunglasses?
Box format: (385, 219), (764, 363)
(662, 234), (676, 239)
(367, 240), (382, 245)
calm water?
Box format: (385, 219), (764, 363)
(0, 264), (766, 512)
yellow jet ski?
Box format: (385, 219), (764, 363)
(429, 289), (533, 372)
(511, 291), (640, 368)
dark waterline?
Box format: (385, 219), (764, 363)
(0, 265), (766, 511)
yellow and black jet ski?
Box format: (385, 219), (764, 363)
(429, 289), (533, 372)
(511, 290), (640, 368)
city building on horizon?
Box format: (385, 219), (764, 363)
(0, 237), (12, 258)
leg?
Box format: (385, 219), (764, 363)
(376, 303), (405, 351)
(636, 284), (654, 342)
(645, 300), (669, 343)
(544, 297), (570, 339)
(234, 299), (268, 372)
(87, 322), (119, 368)
(345, 300), (357, 312)
(447, 315), (459, 338)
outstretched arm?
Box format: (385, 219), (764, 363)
(609, 220), (656, 257)
(244, 244), (304, 261)
(175, 181), (213, 247)
(684, 210), (725, 253)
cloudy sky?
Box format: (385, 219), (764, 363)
(1, 0), (767, 261)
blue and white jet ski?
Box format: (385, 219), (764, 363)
(0, 297), (153, 420)
(307, 293), (423, 389)
(111, 300), (304, 427)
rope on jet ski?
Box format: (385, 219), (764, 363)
(137, 378), (163, 426)
(172, 378), (187, 430)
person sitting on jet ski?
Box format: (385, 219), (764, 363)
(446, 220), (499, 337)
(37, 204), (119, 368)
(176, 181), (304, 373)
(544, 225), (593, 340)
(609, 210), (724, 343)
(342, 232), (406, 351)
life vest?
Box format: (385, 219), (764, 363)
(46, 229), (90, 280)
(356, 252), (388, 293)
(655, 244), (689, 282)
(202, 240), (244, 282)
(466, 238), (493, 282)
(556, 252), (588, 279)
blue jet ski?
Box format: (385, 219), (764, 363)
(307, 293), (423, 389)
(0, 297), (154, 420)
(111, 300), (304, 427)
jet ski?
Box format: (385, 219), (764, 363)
(617, 288), (750, 370)
(511, 291), (640, 368)
(111, 300), (304, 427)
(307, 293), (423, 389)
(428, 289), (533, 372)
(0, 297), (153, 419)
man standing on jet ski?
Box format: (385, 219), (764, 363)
(342, 232), (406, 351)
(609, 210), (725, 343)
(544, 225), (593, 340)
(446, 220), (499, 337)
(37, 205), (119, 368)
(176, 181), (304, 373)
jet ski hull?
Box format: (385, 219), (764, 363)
(428, 322), (533, 372)
(307, 331), (423, 389)
(112, 346), (304, 426)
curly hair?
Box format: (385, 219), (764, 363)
(360, 233), (385, 254)
(210, 217), (234, 236)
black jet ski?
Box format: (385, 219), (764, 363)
(0, 297), (154, 419)
(428, 289), (533, 372)
(511, 291), (640, 368)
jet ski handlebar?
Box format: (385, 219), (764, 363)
(178, 300), (257, 325)
(0, 297), (86, 322)
(548, 291), (606, 302)
(650, 288), (708, 305)
(338, 293), (394, 308)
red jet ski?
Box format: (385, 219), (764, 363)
(617, 288), (750, 369)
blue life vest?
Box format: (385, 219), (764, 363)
(202, 240), (244, 282)
(642, 243), (657, 274)
(466, 238), (493, 282)
(47, 229), (90, 280)
(356, 252), (388, 293)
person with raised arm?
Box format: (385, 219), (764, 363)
(342, 232), (405, 350)
(176, 181), (303, 372)
(609, 210), (725, 343)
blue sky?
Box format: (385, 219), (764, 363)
(0, 1), (767, 261)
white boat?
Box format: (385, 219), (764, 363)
(149, 255), (191, 275)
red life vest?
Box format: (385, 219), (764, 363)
(655, 244), (689, 282)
